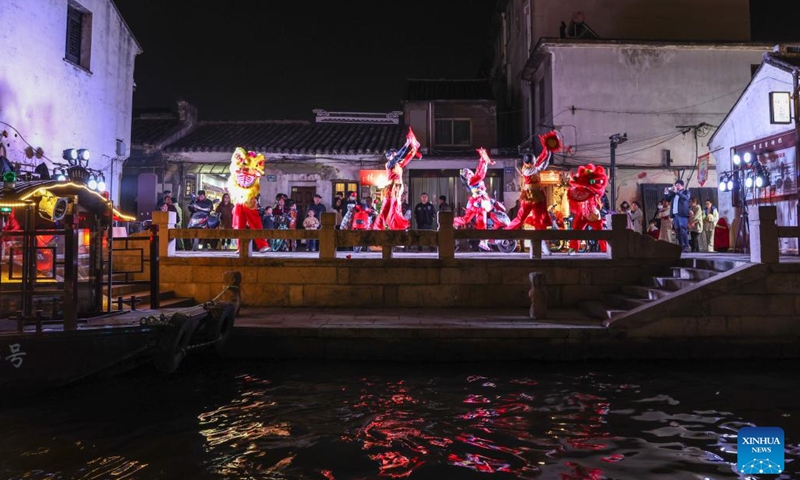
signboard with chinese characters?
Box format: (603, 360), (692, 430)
(733, 130), (798, 203)
(359, 170), (387, 187)
(266, 175), (278, 183)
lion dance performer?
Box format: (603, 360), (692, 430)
(567, 163), (608, 252)
(228, 147), (270, 253)
(506, 130), (561, 230)
(372, 127), (421, 230)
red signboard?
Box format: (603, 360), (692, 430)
(359, 170), (387, 187)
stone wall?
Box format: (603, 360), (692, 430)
(159, 256), (675, 308)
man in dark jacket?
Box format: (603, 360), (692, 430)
(414, 193), (435, 230)
(665, 179), (691, 252)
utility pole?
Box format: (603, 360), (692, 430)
(608, 133), (627, 211)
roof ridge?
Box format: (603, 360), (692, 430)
(196, 119), (311, 125)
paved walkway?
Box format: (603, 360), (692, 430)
(235, 306), (603, 332)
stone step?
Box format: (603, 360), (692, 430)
(621, 284), (672, 300)
(670, 266), (720, 281)
(579, 300), (627, 321)
(643, 276), (699, 291)
(106, 282), (152, 297)
(679, 258), (744, 273)
(605, 293), (653, 310)
(108, 289), (183, 310)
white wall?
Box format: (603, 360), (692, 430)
(707, 62), (799, 251)
(0, 0), (140, 204)
(543, 44), (769, 207)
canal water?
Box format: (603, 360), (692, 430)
(0, 358), (797, 480)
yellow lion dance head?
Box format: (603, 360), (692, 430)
(228, 147), (266, 206)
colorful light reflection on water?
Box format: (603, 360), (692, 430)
(0, 360), (798, 479)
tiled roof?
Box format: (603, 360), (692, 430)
(405, 79), (494, 101)
(131, 117), (185, 147)
(163, 121), (407, 156)
(765, 52), (800, 72)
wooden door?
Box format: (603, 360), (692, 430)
(291, 186), (315, 223)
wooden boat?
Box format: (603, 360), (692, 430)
(0, 271), (241, 395)
(0, 168), (240, 395)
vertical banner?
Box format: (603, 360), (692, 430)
(696, 153), (710, 187)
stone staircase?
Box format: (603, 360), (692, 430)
(580, 258), (745, 323)
(105, 276), (195, 311)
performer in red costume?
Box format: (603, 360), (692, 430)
(372, 127), (421, 230)
(567, 164), (608, 252)
(453, 148), (495, 232)
(228, 147), (270, 253)
(506, 131), (561, 230)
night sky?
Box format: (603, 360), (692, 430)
(114, 0), (796, 122)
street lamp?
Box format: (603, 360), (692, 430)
(609, 133), (627, 210)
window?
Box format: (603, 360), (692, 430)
(65, 4), (92, 70)
(333, 181), (358, 204)
(435, 119), (471, 146)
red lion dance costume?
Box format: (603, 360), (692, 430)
(506, 130), (561, 230)
(373, 127), (421, 230)
(567, 164), (608, 252)
(228, 147), (270, 252)
(453, 148), (495, 231)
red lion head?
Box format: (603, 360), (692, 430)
(569, 164), (608, 197)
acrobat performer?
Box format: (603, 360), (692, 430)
(228, 147), (270, 253)
(453, 148), (495, 231)
(506, 130), (561, 230)
(372, 127), (421, 230)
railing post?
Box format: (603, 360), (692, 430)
(320, 212), (336, 260)
(610, 213), (629, 260)
(750, 205), (779, 264)
(437, 211), (454, 260)
(529, 232), (542, 259)
(238, 231), (251, 259)
(149, 225), (160, 309)
(152, 210), (174, 258)
(63, 217), (78, 331)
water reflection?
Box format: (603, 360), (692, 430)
(0, 360), (797, 479)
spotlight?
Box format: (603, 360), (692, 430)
(55, 168), (67, 181)
(87, 174), (98, 190)
(743, 152), (752, 164)
(719, 175), (728, 192)
(754, 163), (771, 188)
(96, 174), (106, 192)
(62, 148), (78, 161)
(733, 154), (741, 166)
(745, 174), (754, 189)
(727, 177), (734, 191)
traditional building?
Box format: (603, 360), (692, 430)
(707, 45), (800, 254)
(487, 0), (766, 223)
(125, 105), (407, 223)
(0, 0), (141, 203)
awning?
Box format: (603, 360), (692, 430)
(185, 163), (230, 175)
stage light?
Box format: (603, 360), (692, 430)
(733, 154), (741, 166)
(87, 174), (97, 190)
(62, 148), (78, 161)
(96, 174), (106, 192)
(745, 174), (754, 189)
(754, 163), (771, 188)
(718, 175), (728, 192)
(727, 177), (734, 191)
(743, 152), (752, 164)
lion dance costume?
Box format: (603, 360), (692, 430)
(228, 147), (269, 252)
(567, 163), (608, 252)
(453, 148), (497, 231)
(506, 131), (561, 230)
(372, 127), (421, 230)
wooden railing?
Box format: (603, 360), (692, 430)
(152, 211), (672, 262)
